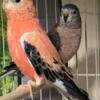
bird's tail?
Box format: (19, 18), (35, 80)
(0, 69), (16, 80)
(0, 62), (21, 80)
(52, 77), (89, 100)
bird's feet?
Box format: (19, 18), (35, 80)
(27, 77), (46, 100)
(27, 80), (35, 100)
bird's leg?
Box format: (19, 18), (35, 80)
(27, 77), (46, 100)
(27, 80), (35, 100)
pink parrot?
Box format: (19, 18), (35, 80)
(3, 0), (89, 99)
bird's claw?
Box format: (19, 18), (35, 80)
(27, 77), (46, 100)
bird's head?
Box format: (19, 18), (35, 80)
(60, 4), (81, 28)
(3, 0), (36, 19)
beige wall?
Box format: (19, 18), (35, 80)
(62, 0), (100, 100)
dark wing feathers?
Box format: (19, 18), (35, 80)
(23, 41), (70, 81)
(24, 41), (43, 75)
(48, 27), (69, 68)
(48, 27), (61, 51)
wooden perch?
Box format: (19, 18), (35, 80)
(0, 81), (43, 100)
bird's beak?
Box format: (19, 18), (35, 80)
(63, 12), (69, 22)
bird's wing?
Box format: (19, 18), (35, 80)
(48, 25), (61, 51)
(20, 32), (72, 81)
(20, 32), (89, 100)
(48, 26), (70, 67)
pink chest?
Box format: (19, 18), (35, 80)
(7, 33), (37, 80)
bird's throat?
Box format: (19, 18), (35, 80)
(7, 14), (41, 38)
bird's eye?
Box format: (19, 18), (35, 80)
(73, 10), (77, 15)
(15, 0), (21, 3)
